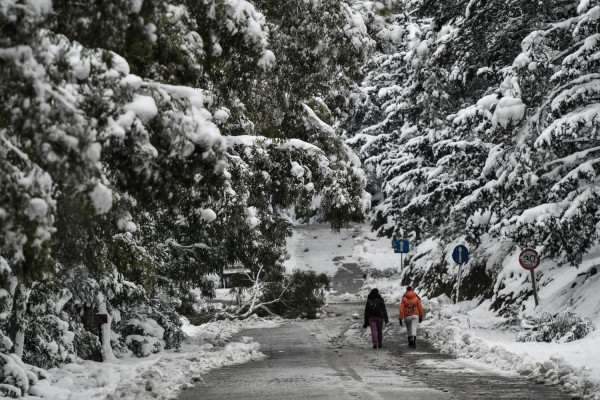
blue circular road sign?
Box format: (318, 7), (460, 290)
(452, 245), (469, 264)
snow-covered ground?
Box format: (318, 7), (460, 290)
(348, 224), (600, 400)
(423, 297), (600, 400)
(22, 223), (600, 399)
(22, 317), (276, 399)
(283, 223), (360, 276)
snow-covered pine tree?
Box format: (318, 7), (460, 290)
(493, 2), (600, 266)
(344, 0), (600, 307)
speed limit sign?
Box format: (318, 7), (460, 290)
(519, 248), (540, 270)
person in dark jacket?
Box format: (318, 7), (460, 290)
(363, 288), (389, 348)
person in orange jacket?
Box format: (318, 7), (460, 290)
(398, 285), (423, 348)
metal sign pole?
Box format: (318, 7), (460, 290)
(530, 269), (539, 307)
(456, 263), (462, 303)
(400, 240), (403, 271)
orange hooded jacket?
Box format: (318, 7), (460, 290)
(398, 290), (423, 318)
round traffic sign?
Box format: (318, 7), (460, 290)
(519, 248), (540, 270)
(452, 245), (469, 264)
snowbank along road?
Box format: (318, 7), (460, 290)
(179, 258), (572, 399)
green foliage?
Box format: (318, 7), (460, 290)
(21, 283), (75, 369)
(244, 0), (374, 139)
(344, 0), (600, 314)
(0, 154), (55, 283)
(0, 0), (369, 383)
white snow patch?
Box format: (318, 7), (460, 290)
(246, 207), (259, 228)
(290, 161), (305, 178)
(26, 198), (48, 220)
(213, 108), (230, 124)
(492, 96), (526, 128)
(117, 212), (137, 232)
(129, 0), (143, 14)
(199, 208), (217, 223)
(89, 183), (113, 215)
(476, 94), (499, 110)
(123, 94), (158, 124)
(108, 52), (130, 76)
(85, 142), (101, 165)
(578, 0), (591, 14)
(23, 318), (276, 399)
(257, 50), (276, 70)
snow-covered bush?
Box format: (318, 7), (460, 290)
(21, 285), (75, 369)
(0, 353), (50, 398)
(22, 314), (74, 369)
(0, 353), (28, 398)
(518, 310), (596, 343)
(115, 298), (185, 357)
(72, 328), (102, 362)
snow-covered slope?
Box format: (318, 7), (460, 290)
(354, 226), (600, 400)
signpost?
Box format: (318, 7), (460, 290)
(94, 313), (108, 343)
(392, 236), (409, 271)
(452, 245), (469, 303)
(519, 248), (541, 307)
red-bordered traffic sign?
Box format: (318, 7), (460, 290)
(519, 248), (540, 270)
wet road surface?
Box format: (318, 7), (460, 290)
(178, 261), (573, 399)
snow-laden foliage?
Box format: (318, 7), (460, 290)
(343, 0), (600, 307)
(518, 310), (596, 343)
(259, 270), (330, 319)
(115, 296), (185, 358)
(0, 0), (370, 394)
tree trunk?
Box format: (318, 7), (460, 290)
(9, 284), (31, 358)
(98, 300), (118, 362)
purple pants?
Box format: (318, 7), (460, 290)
(368, 317), (384, 343)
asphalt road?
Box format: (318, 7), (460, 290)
(178, 262), (573, 400)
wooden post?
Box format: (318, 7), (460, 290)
(530, 269), (539, 307)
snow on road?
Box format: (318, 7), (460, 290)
(213, 223), (600, 400)
(284, 223), (600, 399)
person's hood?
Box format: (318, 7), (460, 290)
(404, 290), (418, 300)
(368, 289), (382, 300)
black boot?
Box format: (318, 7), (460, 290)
(407, 337), (411, 348)
(377, 342), (382, 348)
(412, 336), (417, 348)
(373, 342), (378, 349)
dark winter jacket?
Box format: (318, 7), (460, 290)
(364, 289), (389, 326)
